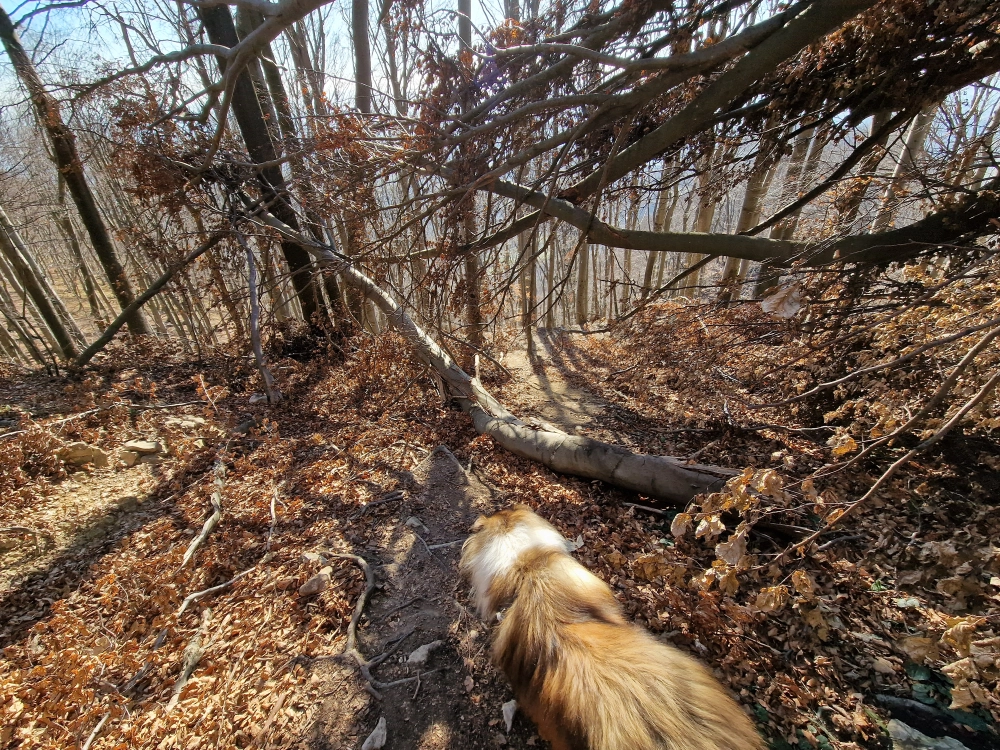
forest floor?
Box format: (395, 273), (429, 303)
(1, 310), (999, 750)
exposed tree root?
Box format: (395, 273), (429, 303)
(325, 551), (439, 700)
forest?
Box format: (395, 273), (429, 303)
(1, 0), (999, 747)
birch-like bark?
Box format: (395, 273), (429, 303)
(870, 105), (938, 232)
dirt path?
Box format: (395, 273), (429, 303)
(309, 447), (543, 749)
(502, 331), (610, 434)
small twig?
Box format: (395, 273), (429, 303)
(816, 534), (865, 552)
(120, 628), (169, 694)
(375, 597), (425, 623)
(413, 532), (447, 569)
(366, 626), (417, 668)
(782, 371), (1000, 562)
(177, 567), (254, 617)
(266, 483), (279, 551)
(353, 489), (405, 519)
(412, 672), (422, 699)
(684, 439), (719, 461)
(323, 552), (443, 698)
(81, 712), (110, 750)
(608, 361), (640, 377)
(623, 502), (669, 517)
(426, 539), (464, 550)
(180, 491), (222, 569)
(197, 375), (218, 414)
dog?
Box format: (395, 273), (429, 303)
(460, 505), (764, 750)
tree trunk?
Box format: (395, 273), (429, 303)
(199, 5), (329, 328)
(57, 215), (107, 330)
(575, 240), (590, 325)
(0, 6), (150, 336)
(870, 105), (937, 232)
(238, 8), (348, 331)
(753, 123), (813, 298)
(259, 214), (735, 503)
(458, 0), (472, 53)
(0, 206), (86, 346)
(719, 129), (779, 302)
(0, 205), (79, 360)
(353, 0), (372, 113)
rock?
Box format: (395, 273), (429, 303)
(502, 700), (517, 733)
(298, 566), (333, 596)
(300, 552), (327, 566)
(119, 450), (139, 468)
(360, 717), (387, 750)
(887, 719), (970, 750)
(406, 640), (444, 666)
(139, 454), (163, 465)
(57, 442), (109, 468)
(405, 516), (429, 533)
(165, 416), (207, 430)
(123, 439), (163, 455)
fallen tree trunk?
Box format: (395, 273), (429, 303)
(465, 404), (732, 500)
(257, 211), (734, 504)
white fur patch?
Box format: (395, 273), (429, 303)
(469, 521), (569, 617)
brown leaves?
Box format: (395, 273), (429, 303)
(755, 586), (789, 613)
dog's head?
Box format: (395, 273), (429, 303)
(460, 505), (570, 617)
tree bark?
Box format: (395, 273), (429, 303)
(199, 4), (329, 328)
(0, 206), (79, 360)
(870, 105), (937, 232)
(575, 239), (590, 325)
(352, 0), (372, 113)
(0, 6), (150, 336)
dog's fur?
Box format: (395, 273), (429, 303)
(460, 505), (764, 750)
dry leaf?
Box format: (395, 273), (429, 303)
(718, 568), (740, 596)
(941, 617), (985, 657)
(791, 570), (817, 600)
(754, 469), (782, 498)
(670, 513), (692, 538)
(941, 657), (978, 681)
(872, 657), (896, 675)
(633, 554), (670, 582)
(755, 586), (789, 613)
(897, 636), (938, 664)
(800, 605), (829, 641)
(715, 533), (747, 567)
(695, 515), (725, 541)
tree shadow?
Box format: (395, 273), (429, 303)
(307, 446), (545, 749)
(0, 453), (217, 649)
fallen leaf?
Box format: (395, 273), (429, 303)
(897, 636), (938, 664)
(755, 586), (789, 613)
(670, 513), (692, 538)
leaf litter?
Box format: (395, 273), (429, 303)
(1, 293), (998, 749)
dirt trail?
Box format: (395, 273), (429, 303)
(502, 331), (609, 434)
(310, 447), (543, 749)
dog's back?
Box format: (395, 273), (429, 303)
(462, 507), (764, 750)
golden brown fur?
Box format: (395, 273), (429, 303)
(460, 505), (764, 750)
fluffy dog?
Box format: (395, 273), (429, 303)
(460, 505), (764, 750)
